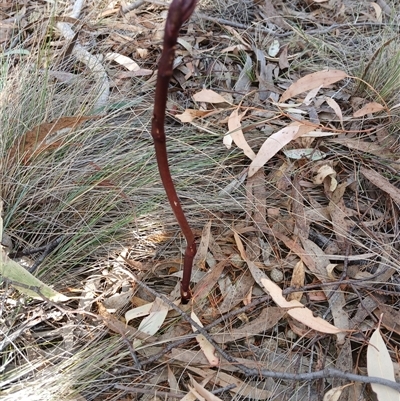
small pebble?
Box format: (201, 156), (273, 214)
(231, 253), (245, 268)
(270, 268), (284, 283)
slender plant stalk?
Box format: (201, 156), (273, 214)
(151, 0), (198, 303)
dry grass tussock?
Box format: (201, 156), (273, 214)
(1, 1), (400, 400)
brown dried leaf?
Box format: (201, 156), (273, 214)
(234, 53), (252, 92)
(353, 101), (384, 117)
(191, 312), (219, 366)
(280, 70), (348, 103)
(224, 108), (256, 160)
(175, 109), (214, 122)
(300, 239), (349, 343)
(190, 375), (223, 401)
(287, 260), (305, 302)
(245, 169), (267, 229)
(263, 276), (342, 334)
(262, 0), (288, 29)
(270, 229), (317, 271)
(330, 137), (395, 159)
(367, 327), (399, 401)
(97, 302), (149, 340)
(292, 177), (309, 239)
(374, 304), (400, 336)
(327, 183), (354, 251)
(9, 116), (97, 162)
(332, 340), (355, 398)
(217, 269), (255, 314)
(193, 89), (232, 104)
(234, 232), (342, 334)
(360, 167), (400, 204)
(192, 260), (227, 301)
(212, 307), (284, 343)
(253, 47), (277, 100)
(193, 221), (212, 270)
(187, 366), (273, 399)
(249, 122), (314, 177)
(325, 96), (343, 129)
(279, 46), (290, 69)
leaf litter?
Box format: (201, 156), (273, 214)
(2, 0), (400, 400)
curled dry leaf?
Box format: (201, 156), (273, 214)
(133, 297), (169, 348)
(353, 101), (384, 117)
(280, 69), (348, 102)
(106, 52), (141, 71)
(97, 303), (149, 341)
(125, 302), (153, 322)
(182, 377), (213, 401)
(313, 165), (337, 192)
(367, 327), (399, 401)
(224, 108), (256, 160)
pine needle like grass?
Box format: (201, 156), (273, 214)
(0, 15), (249, 400)
(354, 26), (400, 108)
(1, 54), (243, 285)
(1, 330), (134, 401)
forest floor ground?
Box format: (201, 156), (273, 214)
(1, 1), (400, 400)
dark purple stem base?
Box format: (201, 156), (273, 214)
(151, 0), (198, 303)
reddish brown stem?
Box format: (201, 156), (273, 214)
(151, 0), (197, 303)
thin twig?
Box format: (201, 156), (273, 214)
(28, 236), (64, 273)
(122, 337), (142, 370)
(115, 382), (236, 397)
(114, 385), (185, 397)
(120, 268), (400, 392)
(139, 295), (271, 366)
(211, 383), (237, 395)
